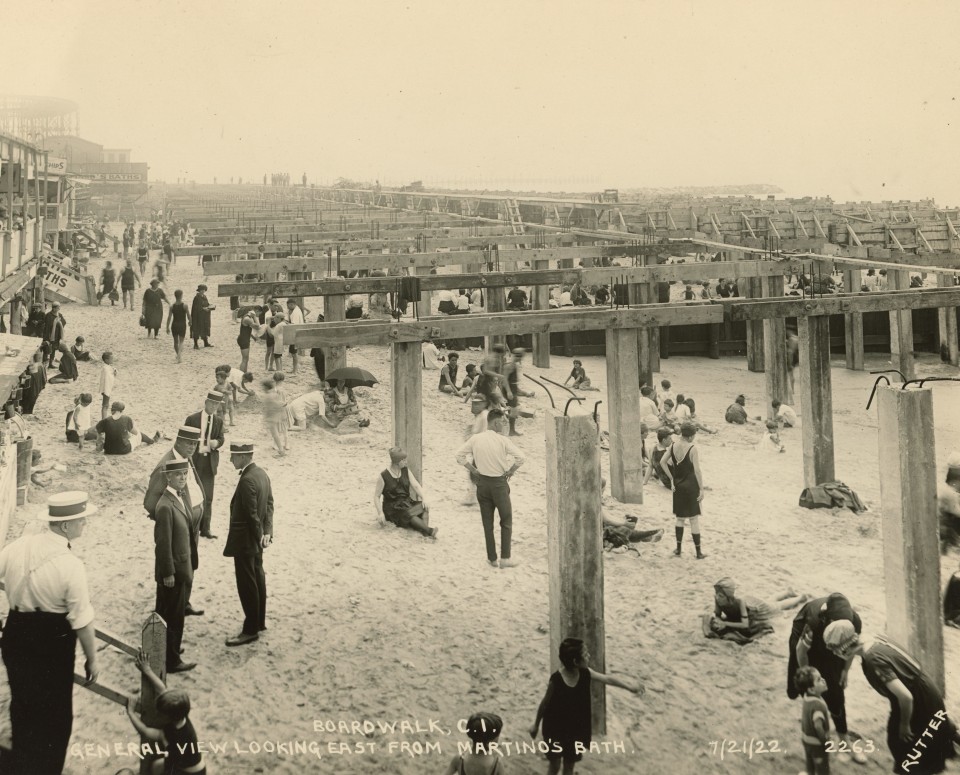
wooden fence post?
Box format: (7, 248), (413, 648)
(762, 275), (792, 419)
(744, 276), (765, 372)
(532, 259), (551, 368)
(876, 387), (944, 693)
(888, 270), (915, 380)
(605, 328), (643, 503)
(937, 274), (959, 366)
(843, 269), (864, 370)
(545, 411), (606, 735)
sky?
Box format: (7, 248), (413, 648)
(5, 0), (960, 204)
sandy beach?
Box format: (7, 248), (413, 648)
(3, 240), (959, 775)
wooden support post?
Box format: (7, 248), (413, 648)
(888, 270), (915, 380)
(876, 386), (944, 693)
(842, 269), (864, 371)
(486, 286), (506, 351)
(545, 411), (606, 735)
(532, 259), (550, 368)
(323, 292), (347, 373)
(604, 328), (643, 503)
(627, 284), (654, 386)
(391, 341), (423, 483)
(8, 297), (21, 336)
(638, 281), (659, 375)
(797, 315), (834, 489)
(415, 265), (433, 315)
(762, 275), (791, 417)
(140, 613), (167, 775)
(744, 276), (764, 372)
(937, 274), (959, 366)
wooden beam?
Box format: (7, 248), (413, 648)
(284, 305), (725, 349)
(214, 258), (822, 295)
(73, 675), (131, 706)
(726, 287), (960, 320)
(812, 212), (828, 239)
(391, 342), (423, 483)
(845, 223), (863, 247)
(877, 387), (944, 693)
(937, 274), (959, 366)
(545, 412), (606, 734)
(197, 244), (604, 262)
(797, 315), (834, 489)
(605, 329), (644, 503)
(741, 213), (757, 239)
(842, 270), (864, 371)
(196, 233), (577, 255)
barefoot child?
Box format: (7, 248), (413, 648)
(261, 379), (287, 456)
(125, 650), (207, 774)
(443, 712), (505, 775)
(794, 666), (831, 775)
(529, 637), (642, 775)
(563, 360), (599, 391)
(756, 420), (786, 453)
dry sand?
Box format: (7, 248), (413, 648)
(2, 238), (959, 774)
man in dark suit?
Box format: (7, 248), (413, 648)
(224, 440), (273, 647)
(144, 425), (205, 616)
(184, 391), (226, 540)
(154, 460), (198, 672)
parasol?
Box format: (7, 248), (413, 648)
(324, 366), (379, 388)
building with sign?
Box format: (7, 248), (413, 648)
(42, 135), (148, 197)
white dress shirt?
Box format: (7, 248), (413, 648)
(0, 530), (95, 629)
(456, 431), (525, 477)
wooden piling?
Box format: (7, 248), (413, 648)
(486, 286), (506, 351)
(391, 341), (423, 482)
(843, 269), (864, 371)
(532, 259), (550, 368)
(545, 411), (606, 735)
(604, 328), (643, 503)
(937, 274), (959, 366)
(762, 274), (792, 418)
(797, 315), (834, 488)
(876, 387), (944, 692)
(323, 291), (347, 373)
(888, 270), (915, 380)
(744, 276), (765, 372)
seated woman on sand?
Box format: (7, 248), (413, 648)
(564, 359), (600, 391)
(679, 397), (717, 434)
(373, 447), (438, 538)
(706, 578), (810, 644)
(324, 380), (369, 428)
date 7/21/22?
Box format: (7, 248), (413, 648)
(707, 739), (783, 760)
(708, 738), (877, 761)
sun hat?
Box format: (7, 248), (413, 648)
(229, 439), (254, 454)
(37, 491), (99, 521)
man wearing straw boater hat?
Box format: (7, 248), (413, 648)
(184, 391), (226, 540)
(0, 492), (100, 774)
(154, 459), (198, 673)
(144, 425), (205, 618)
(224, 440), (273, 647)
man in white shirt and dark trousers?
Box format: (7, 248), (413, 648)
(184, 391), (226, 540)
(456, 410), (525, 568)
(0, 491), (100, 774)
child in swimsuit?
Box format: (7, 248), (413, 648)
(442, 712), (505, 775)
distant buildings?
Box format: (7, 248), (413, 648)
(42, 135), (148, 196)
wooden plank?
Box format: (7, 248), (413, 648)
(545, 412), (606, 734)
(391, 342), (423, 483)
(73, 675), (131, 706)
(937, 274), (959, 365)
(197, 245), (608, 263)
(877, 387), (944, 693)
(140, 613), (167, 729)
(286, 305), (725, 348)
(605, 329), (644, 504)
(797, 315), (834, 489)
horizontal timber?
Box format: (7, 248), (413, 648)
(724, 287), (960, 321)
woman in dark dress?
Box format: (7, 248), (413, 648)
(165, 289), (192, 363)
(141, 279), (168, 339)
(659, 421), (706, 559)
(824, 621), (957, 774)
(372, 447), (437, 537)
(190, 284), (213, 348)
(787, 592), (864, 760)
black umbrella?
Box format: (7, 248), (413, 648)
(325, 366), (379, 388)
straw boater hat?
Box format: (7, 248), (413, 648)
(229, 439), (254, 455)
(177, 425), (201, 442)
(164, 459), (190, 473)
(38, 491), (98, 521)
(205, 390), (223, 403)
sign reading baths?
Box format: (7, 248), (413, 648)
(86, 171), (145, 182)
